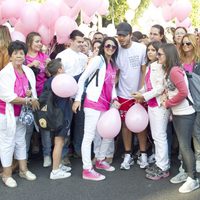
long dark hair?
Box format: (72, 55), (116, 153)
(152, 24), (167, 43)
(160, 43), (181, 78)
(98, 37), (119, 67)
(146, 41), (162, 64)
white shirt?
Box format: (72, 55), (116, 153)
(56, 48), (88, 76)
(116, 42), (146, 99)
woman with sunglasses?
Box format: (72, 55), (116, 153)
(72, 37), (120, 181)
(170, 33), (200, 182)
(160, 43), (199, 193)
(133, 41), (170, 180)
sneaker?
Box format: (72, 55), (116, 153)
(145, 163), (157, 174)
(137, 154), (149, 169)
(196, 160), (200, 173)
(82, 169), (105, 181)
(50, 169), (71, 180)
(2, 177), (17, 188)
(43, 156), (52, 167)
(148, 154), (156, 164)
(61, 156), (71, 167)
(105, 157), (113, 164)
(170, 171), (188, 184)
(179, 177), (199, 193)
(19, 170), (37, 181)
(59, 164), (71, 172)
(120, 154), (134, 170)
(95, 160), (115, 172)
(146, 166), (170, 180)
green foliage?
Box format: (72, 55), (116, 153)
(106, 0), (129, 24)
(190, 0), (200, 28)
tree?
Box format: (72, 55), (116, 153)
(190, 0), (200, 28)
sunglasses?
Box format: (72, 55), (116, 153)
(104, 44), (117, 50)
(182, 42), (192, 46)
(157, 52), (165, 57)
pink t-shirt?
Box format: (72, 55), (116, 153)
(84, 63), (117, 111)
(0, 69), (29, 116)
(183, 62), (195, 73)
(145, 67), (158, 107)
(26, 52), (49, 96)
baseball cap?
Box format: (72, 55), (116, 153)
(116, 22), (132, 36)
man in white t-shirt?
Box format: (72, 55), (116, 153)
(116, 22), (148, 170)
(56, 30), (88, 163)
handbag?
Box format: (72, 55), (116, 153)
(18, 81), (34, 126)
(19, 105), (34, 126)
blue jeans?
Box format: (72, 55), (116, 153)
(173, 113), (196, 179)
(71, 103), (84, 155)
(41, 129), (52, 156)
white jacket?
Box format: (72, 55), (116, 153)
(140, 61), (165, 106)
(0, 62), (37, 135)
(75, 55), (117, 102)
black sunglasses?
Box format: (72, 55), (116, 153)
(182, 42), (192, 46)
(104, 44), (117, 50)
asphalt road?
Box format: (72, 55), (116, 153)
(1, 152), (200, 200)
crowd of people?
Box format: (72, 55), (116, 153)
(0, 22), (200, 194)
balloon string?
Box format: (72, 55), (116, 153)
(99, 96), (134, 106)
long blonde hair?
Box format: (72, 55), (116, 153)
(179, 33), (200, 63)
(0, 25), (12, 70)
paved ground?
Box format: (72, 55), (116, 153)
(1, 152), (200, 200)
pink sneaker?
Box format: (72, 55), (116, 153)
(82, 169), (105, 181)
(95, 160), (115, 172)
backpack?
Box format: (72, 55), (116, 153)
(33, 80), (64, 131)
(186, 63), (200, 112)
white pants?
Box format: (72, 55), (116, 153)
(93, 133), (114, 158)
(82, 108), (113, 169)
(148, 106), (170, 171)
(0, 114), (26, 167)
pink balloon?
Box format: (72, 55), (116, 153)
(40, 2), (60, 28)
(176, 18), (191, 29)
(125, 104), (149, 133)
(97, 108), (121, 139)
(166, 0), (175, 5)
(81, 0), (102, 17)
(15, 20), (29, 36)
(51, 74), (78, 98)
(161, 4), (173, 22)
(1, 0), (25, 19)
(11, 31), (25, 42)
(59, 1), (72, 17)
(97, 0), (109, 15)
(152, 0), (164, 7)
(173, 0), (192, 22)
(70, 0), (81, 19)
(55, 16), (77, 39)
(38, 25), (54, 46)
(20, 5), (40, 33)
(82, 12), (94, 24)
(63, 0), (79, 8)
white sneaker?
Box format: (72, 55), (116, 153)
(50, 169), (71, 180)
(59, 164), (71, 172)
(137, 153), (149, 169)
(19, 170), (37, 181)
(43, 156), (52, 167)
(170, 171), (188, 184)
(148, 154), (156, 164)
(2, 177), (17, 188)
(196, 160), (200, 173)
(120, 154), (134, 170)
(179, 177), (199, 193)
